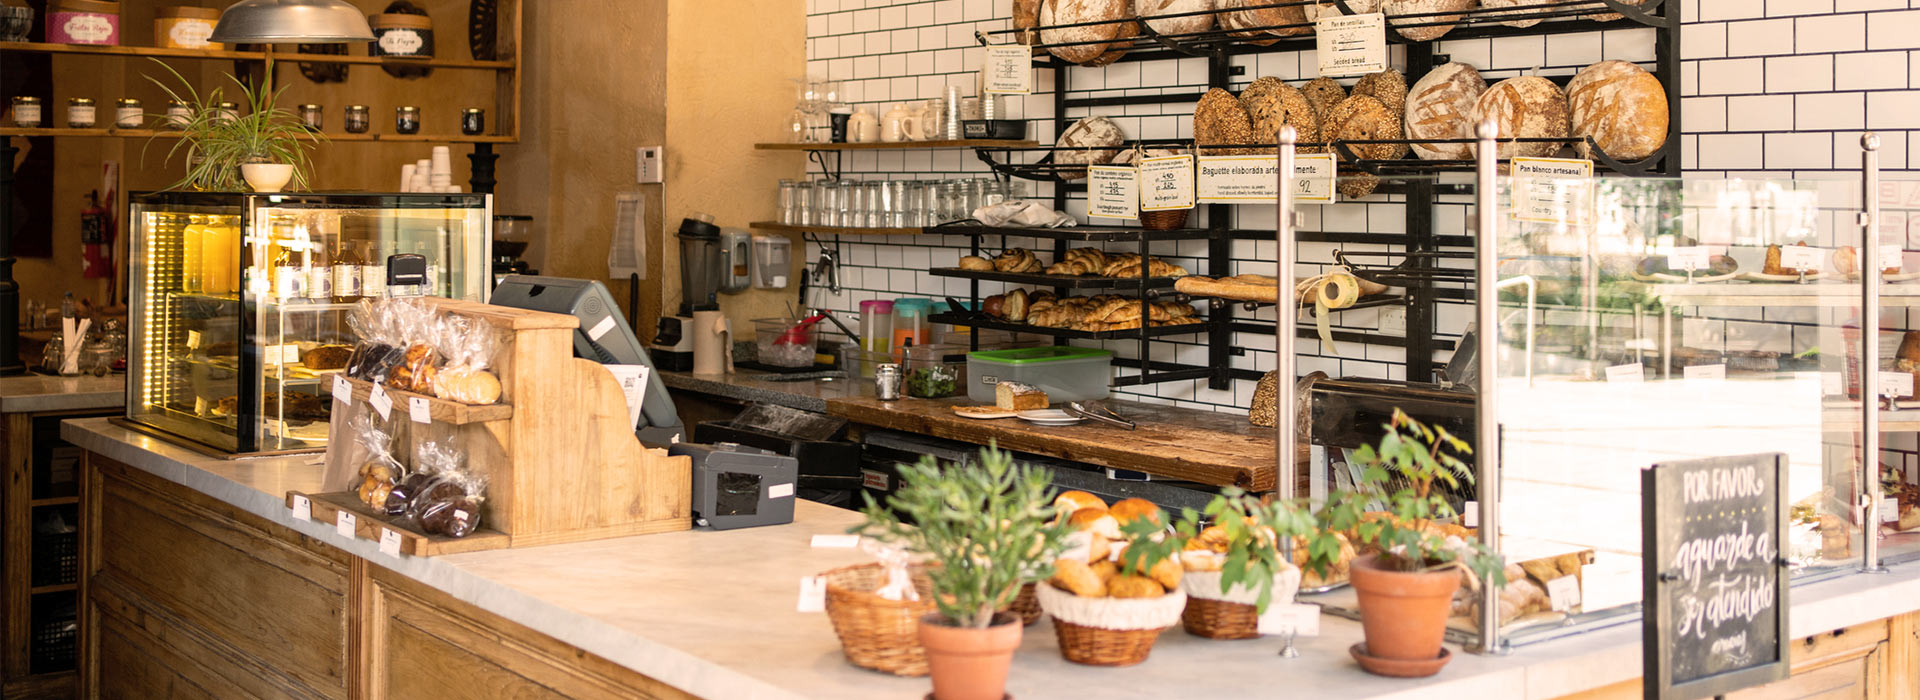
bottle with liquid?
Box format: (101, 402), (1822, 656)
(332, 239), (364, 303)
(306, 232), (333, 301)
(361, 241), (387, 299)
(271, 221), (306, 302)
(181, 214), (206, 294)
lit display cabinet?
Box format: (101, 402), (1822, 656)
(126, 193), (492, 454)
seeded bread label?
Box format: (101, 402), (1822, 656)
(1089, 166), (1138, 219)
(1314, 13), (1386, 77)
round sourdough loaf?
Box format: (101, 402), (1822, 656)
(1222, 0), (1309, 38)
(1304, 0), (1380, 20)
(1241, 77), (1320, 146)
(1055, 116), (1128, 179)
(1479, 0), (1547, 27)
(1042, 0), (1127, 64)
(1136, 0), (1213, 37)
(1383, 0), (1472, 41)
(1591, 0), (1649, 21)
(1351, 69), (1409, 157)
(1472, 75), (1570, 158)
(1566, 60), (1669, 162)
(1324, 94), (1401, 160)
(1405, 61), (1486, 161)
(1217, 0), (1281, 45)
(1015, 0), (1043, 43)
(1083, 11), (1139, 66)
(1301, 77), (1346, 120)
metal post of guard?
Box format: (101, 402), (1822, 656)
(1276, 124), (1297, 501)
(1474, 119), (1506, 654)
(1862, 133), (1889, 574)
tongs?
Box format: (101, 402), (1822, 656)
(1067, 401), (1135, 430)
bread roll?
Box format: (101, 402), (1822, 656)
(1384, 0), (1472, 41)
(1472, 76), (1570, 159)
(1194, 87), (1258, 155)
(1566, 60), (1669, 162)
(1136, 0), (1212, 36)
(1350, 69), (1409, 158)
(1241, 76), (1320, 146)
(1069, 506), (1124, 539)
(1055, 116), (1127, 179)
(1108, 574), (1166, 598)
(1055, 490), (1108, 517)
(1041, 0), (1127, 65)
(1051, 558), (1108, 597)
(1109, 497), (1163, 525)
(1480, 0), (1549, 27)
(958, 255), (994, 271)
(1405, 61), (1486, 161)
(1338, 171), (1380, 198)
(1148, 557), (1184, 590)
(1089, 559), (1121, 582)
(1324, 94), (1401, 160)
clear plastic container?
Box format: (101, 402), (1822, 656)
(966, 346), (1114, 403)
(751, 234), (790, 289)
(901, 346), (967, 398)
(891, 298), (933, 361)
(858, 300), (893, 354)
(752, 318), (818, 368)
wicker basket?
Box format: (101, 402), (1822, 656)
(1052, 619), (1166, 666)
(1139, 208), (1190, 231)
(1002, 582), (1042, 626)
(1181, 596), (1259, 639)
(1035, 581), (1185, 667)
(822, 563), (937, 676)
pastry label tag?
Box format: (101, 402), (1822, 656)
(379, 528), (403, 557)
(1296, 153), (1337, 203)
(1088, 165), (1138, 220)
(861, 469), (889, 490)
(1880, 245), (1904, 273)
(187, 330), (202, 350)
(797, 575), (828, 613)
(812, 534), (861, 548)
(1668, 246), (1710, 272)
(1547, 575), (1582, 612)
(1879, 372), (1913, 398)
(292, 494), (311, 521)
(588, 314), (618, 342)
(335, 510), (356, 538)
(1314, 12), (1386, 77)
(369, 384), (394, 419)
(769, 482), (795, 499)
(1257, 603), (1321, 636)
(1060, 530), (1093, 562)
(1138, 154), (1195, 212)
(1605, 363), (1644, 383)
(1779, 246), (1822, 272)
(1882, 497), (1901, 523)
(1463, 500), (1479, 528)
(1684, 364), (1726, 381)
(1197, 155), (1279, 203)
(408, 396), (431, 424)
(1513, 157), (1595, 226)
(333, 375), (353, 404)
(982, 45), (1031, 95)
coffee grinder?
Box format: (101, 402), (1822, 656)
(491, 214), (538, 286)
(652, 213), (725, 371)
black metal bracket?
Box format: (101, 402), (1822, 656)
(808, 150), (843, 181)
(466, 143), (499, 194)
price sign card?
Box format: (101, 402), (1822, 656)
(332, 375), (353, 405)
(1088, 165), (1139, 220)
(368, 384), (394, 420)
(379, 528), (403, 557)
(1779, 245), (1822, 272)
(1880, 245), (1904, 273)
(797, 576), (827, 613)
(1668, 246), (1710, 272)
(1139, 155), (1195, 212)
(1296, 153), (1337, 203)
(1314, 13), (1386, 77)
(1606, 363), (1646, 383)
(1257, 603), (1322, 636)
(1513, 157), (1595, 225)
(1547, 575), (1582, 612)
(1684, 364), (1727, 381)
(1197, 155), (1279, 203)
(335, 510), (357, 538)
(1879, 371), (1913, 399)
(291, 494), (312, 521)
(982, 45), (1032, 95)
(408, 396), (432, 424)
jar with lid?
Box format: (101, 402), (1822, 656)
(112, 98), (141, 128)
(395, 106), (420, 134)
(344, 105), (370, 133)
(460, 108), (484, 135)
(213, 101), (238, 123)
(298, 104), (322, 130)
(10, 96), (42, 128)
(66, 97), (96, 128)
(164, 100), (191, 129)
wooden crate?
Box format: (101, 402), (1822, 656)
(288, 299), (691, 556)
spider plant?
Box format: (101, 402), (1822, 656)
(143, 58), (324, 192)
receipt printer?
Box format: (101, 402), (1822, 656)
(669, 442), (798, 530)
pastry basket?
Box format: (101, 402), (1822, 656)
(822, 563), (937, 676)
(1036, 581), (1186, 666)
(1138, 207), (1190, 231)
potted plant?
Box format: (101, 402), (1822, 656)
(1171, 487), (1324, 639)
(1319, 408), (1504, 677)
(144, 58), (322, 193)
(851, 444), (1065, 700)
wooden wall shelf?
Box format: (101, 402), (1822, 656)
(0, 41), (514, 70)
(753, 139), (1036, 151)
(335, 377), (513, 425)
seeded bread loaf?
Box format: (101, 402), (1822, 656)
(1324, 94), (1401, 160)
(1241, 76), (1320, 147)
(1194, 87), (1259, 155)
(1301, 77), (1347, 121)
(1041, 0), (1128, 64)
(1350, 69), (1409, 158)
(1384, 0), (1473, 41)
(1566, 60), (1669, 162)
(1591, 0), (1649, 21)
(1471, 76), (1570, 159)
(1136, 0), (1213, 36)
(1405, 61), (1486, 161)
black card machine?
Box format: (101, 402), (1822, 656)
(668, 442), (798, 530)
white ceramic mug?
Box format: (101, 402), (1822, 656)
(881, 103), (921, 143)
(848, 107), (879, 143)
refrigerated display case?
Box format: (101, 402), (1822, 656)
(126, 193), (492, 454)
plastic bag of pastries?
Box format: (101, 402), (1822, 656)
(404, 440), (489, 538)
(347, 413), (405, 509)
(427, 313), (505, 405)
(345, 299), (408, 384)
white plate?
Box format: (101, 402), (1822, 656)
(1630, 271), (1739, 284)
(1018, 409), (1084, 425)
(1740, 271), (1824, 283)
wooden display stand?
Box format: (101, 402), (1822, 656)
(287, 299), (690, 556)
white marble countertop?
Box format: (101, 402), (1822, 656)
(0, 374), (123, 413)
(60, 417), (1920, 700)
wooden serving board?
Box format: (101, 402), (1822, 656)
(287, 490), (510, 557)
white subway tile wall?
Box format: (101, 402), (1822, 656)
(795, 0), (1918, 415)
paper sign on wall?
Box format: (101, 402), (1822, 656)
(1139, 155), (1195, 212)
(1513, 157), (1595, 225)
(1089, 165), (1139, 220)
(1295, 153), (1337, 203)
(982, 45), (1032, 95)
(1314, 13), (1386, 77)
(1197, 155), (1279, 203)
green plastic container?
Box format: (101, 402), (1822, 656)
(965, 346), (1113, 403)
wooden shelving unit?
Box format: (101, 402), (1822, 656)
(754, 139), (1035, 151)
(335, 377), (514, 424)
(0, 40), (515, 70)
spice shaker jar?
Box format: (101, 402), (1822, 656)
(874, 363), (903, 400)
(395, 106), (420, 134)
(113, 98), (141, 128)
(298, 104), (322, 130)
(344, 104), (370, 133)
(10, 96), (43, 128)
(460, 108), (484, 135)
(66, 97), (96, 128)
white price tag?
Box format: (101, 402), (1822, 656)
(1196, 155), (1279, 204)
(1605, 363), (1645, 383)
(811, 534), (861, 548)
(1822, 373), (1844, 396)
(1294, 153), (1337, 203)
(1880, 372), (1913, 398)
(1088, 166), (1139, 220)
(1668, 246), (1710, 272)
(982, 45), (1032, 95)
(769, 482), (795, 499)
(262, 344), (284, 366)
(1257, 603), (1321, 636)
(1314, 12), (1386, 77)
(1138, 154), (1195, 212)
(1880, 245), (1905, 273)
(1463, 500), (1479, 529)
(797, 576), (827, 613)
(408, 396), (431, 424)
(588, 315), (617, 342)
(1779, 245), (1822, 271)
(187, 330), (202, 350)
(335, 510), (357, 538)
(1513, 157), (1595, 225)
(1547, 575), (1582, 612)
(369, 384), (393, 420)
(379, 528), (403, 557)
(1881, 497), (1901, 523)
(332, 375), (353, 404)
(1060, 530), (1093, 562)
(1684, 364), (1727, 381)
(291, 494), (311, 521)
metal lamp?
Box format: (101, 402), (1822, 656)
(209, 0), (374, 43)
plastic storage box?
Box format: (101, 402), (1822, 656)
(966, 346), (1113, 404)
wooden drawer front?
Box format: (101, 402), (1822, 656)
(368, 569), (695, 700)
(92, 604), (249, 700)
(88, 457), (351, 698)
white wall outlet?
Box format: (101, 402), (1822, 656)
(1381, 307), (1407, 333)
(636, 146), (663, 184)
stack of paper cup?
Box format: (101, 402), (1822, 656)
(400, 163), (417, 192)
(430, 146), (452, 190)
(411, 159), (432, 192)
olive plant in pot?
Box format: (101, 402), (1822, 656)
(1319, 408), (1504, 677)
(1171, 487), (1326, 640)
(144, 58), (322, 192)
(851, 444), (1066, 700)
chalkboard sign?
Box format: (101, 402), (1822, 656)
(1642, 453), (1790, 700)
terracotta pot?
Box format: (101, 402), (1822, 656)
(1347, 554), (1460, 663)
(917, 612), (1022, 700)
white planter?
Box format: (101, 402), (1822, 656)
(241, 163), (294, 193)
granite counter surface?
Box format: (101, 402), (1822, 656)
(61, 418), (1920, 700)
(0, 373), (124, 413)
(660, 370), (870, 412)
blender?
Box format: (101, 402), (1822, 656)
(492, 214), (538, 286)
(653, 213), (725, 371)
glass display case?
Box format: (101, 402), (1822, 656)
(126, 192), (492, 454)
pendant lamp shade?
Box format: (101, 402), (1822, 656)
(209, 0), (375, 43)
